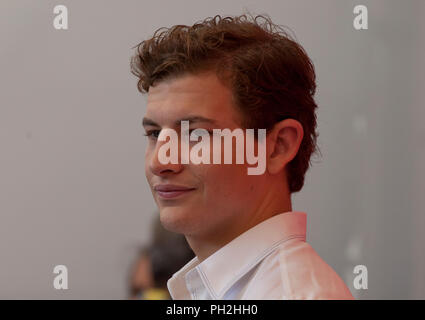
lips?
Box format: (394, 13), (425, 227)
(153, 184), (196, 199)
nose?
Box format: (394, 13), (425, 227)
(148, 131), (183, 177)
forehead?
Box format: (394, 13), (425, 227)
(145, 72), (241, 126)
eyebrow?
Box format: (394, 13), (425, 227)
(142, 116), (217, 127)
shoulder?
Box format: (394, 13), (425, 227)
(266, 239), (354, 300)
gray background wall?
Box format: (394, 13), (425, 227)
(0, 0), (424, 299)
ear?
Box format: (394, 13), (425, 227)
(266, 119), (304, 175)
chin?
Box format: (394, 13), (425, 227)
(158, 206), (193, 235)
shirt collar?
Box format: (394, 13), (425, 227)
(168, 211), (307, 299)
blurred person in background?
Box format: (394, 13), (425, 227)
(128, 217), (195, 299)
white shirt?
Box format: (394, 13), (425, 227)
(167, 211), (354, 300)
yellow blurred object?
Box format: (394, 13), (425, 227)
(141, 288), (170, 300)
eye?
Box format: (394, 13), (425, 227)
(143, 129), (161, 139)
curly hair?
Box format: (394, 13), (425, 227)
(130, 13), (319, 193)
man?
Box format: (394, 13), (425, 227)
(131, 14), (353, 299)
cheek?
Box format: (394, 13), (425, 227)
(144, 142), (155, 168)
(144, 150), (154, 186)
(145, 166), (152, 187)
(199, 164), (252, 199)
(144, 157), (149, 178)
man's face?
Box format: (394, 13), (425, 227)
(143, 72), (265, 239)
